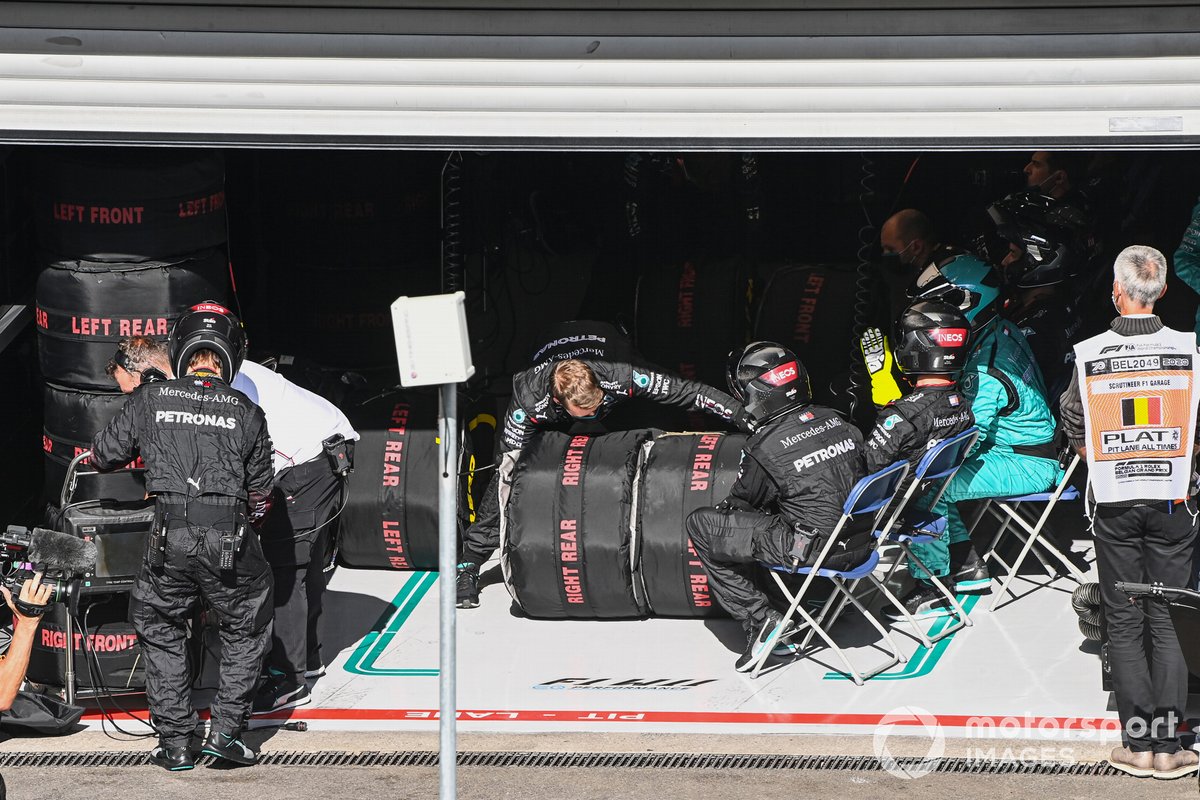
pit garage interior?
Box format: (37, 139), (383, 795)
(1, 0), (1200, 741)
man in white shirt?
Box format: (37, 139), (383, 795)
(233, 359), (358, 713)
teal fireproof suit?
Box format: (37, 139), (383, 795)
(908, 317), (1063, 579)
(1171, 197), (1200, 337)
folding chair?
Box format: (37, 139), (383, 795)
(975, 453), (1085, 611)
(750, 460), (909, 684)
(871, 427), (981, 648)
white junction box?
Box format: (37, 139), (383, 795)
(391, 291), (475, 387)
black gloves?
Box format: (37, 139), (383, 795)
(733, 407), (757, 434)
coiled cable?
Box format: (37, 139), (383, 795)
(847, 154), (878, 419)
(441, 152), (466, 294)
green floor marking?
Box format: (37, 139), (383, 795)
(343, 571), (440, 676)
(822, 594), (980, 681)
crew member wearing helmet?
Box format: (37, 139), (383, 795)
(457, 327), (751, 609)
(104, 321), (360, 718)
(989, 190), (1086, 403)
(90, 302), (274, 771)
(865, 210), (995, 408)
(909, 257), (1063, 593)
(863, 301), (975, 618)
(686, 343), (866, 672)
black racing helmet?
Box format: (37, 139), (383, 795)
(168, 301), (246, 383)
(726, 341), (812, 426)
(987, 190), (1087, 288)
(894, 300), (972, 377)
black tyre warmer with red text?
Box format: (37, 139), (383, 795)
(27, 595), (145, 691)
(253, 151), (443, 368)
(35, 249), (230, 390)
(264, 261), (441, 369)
(635, 432), (745, 618)
(254, 150), (442, 270)
(753, 264), (859, 408)
(634, 255), (748, 391)
(503, 430), (651, 619)
(337, 392), (470, 571)
(32, 148), (227, 262)
(42, 383), (143, 505)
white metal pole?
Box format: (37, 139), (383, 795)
(438, 384), (458, 800)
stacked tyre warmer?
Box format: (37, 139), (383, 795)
(251, 151), (443, 369)
(753, 263), (860, 409)
(30, 148), (230, 693)
(500, 430), (746, 619)
(35, 149), (231, 500)
(634, 255), (748, 429)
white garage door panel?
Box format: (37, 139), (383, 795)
(1, 54), (1197, 146)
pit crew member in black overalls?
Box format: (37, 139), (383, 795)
(91, 303), (274, 771)
(686, 342), (865, 672)
(862, 300), (975, 620)
(107, 325), (360, 716)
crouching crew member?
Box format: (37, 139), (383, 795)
(1061, 246), (1200, 779)
(91, 303), (274, 770)
(686, 343), (865, 672)
(457, 351), (749, 609)
(862, 301), (975, 619)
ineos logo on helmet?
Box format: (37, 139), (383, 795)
(726, 343), (812, 427)
(192, 302), (233, 315)
(760, 362), (799, 387)
(168, 300), (247, 384)
(895, 301), (971, 377)
(928, 328), (968, 347)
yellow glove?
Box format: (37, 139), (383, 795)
(861, 327), (902, 407)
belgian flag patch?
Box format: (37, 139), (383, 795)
(1121, 396), (1163, 426)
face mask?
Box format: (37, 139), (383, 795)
(1035, 171), (1060, 194)
(881, 241), (917, 272)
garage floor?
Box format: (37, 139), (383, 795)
(70, 535), (1135, 744)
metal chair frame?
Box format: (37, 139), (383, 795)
(751, 460), (909, 684)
